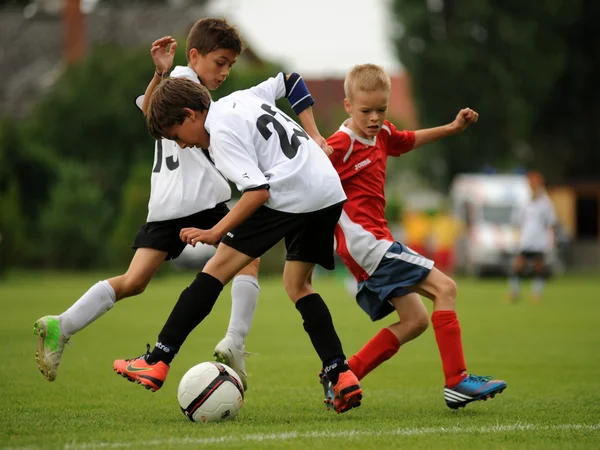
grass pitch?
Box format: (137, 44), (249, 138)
(1, 271), (599, 449)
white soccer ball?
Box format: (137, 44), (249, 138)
(177, 362), (245, 423)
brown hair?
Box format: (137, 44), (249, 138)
(344, 63), (391, 100)
(527, 170), (545, 188)
(186, 17), (244, 61)
(146, 78), (212, 140)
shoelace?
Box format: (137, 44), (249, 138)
(467, 375), (493, 383)
(124, 343), (152, 362)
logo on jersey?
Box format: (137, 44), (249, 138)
(227, 232), (234, 238)
(354, 159), (372, 171)
(242, 173), (249, 179)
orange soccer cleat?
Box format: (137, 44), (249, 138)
(113, 344), (170, 392)
(332, 370), (363, 414)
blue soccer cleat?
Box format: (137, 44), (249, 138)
(318, 370), (335, 410)
(444, 374), (507, 409)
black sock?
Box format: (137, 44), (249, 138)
(295, 293), (348, 383)
(148, 272), (223, 365)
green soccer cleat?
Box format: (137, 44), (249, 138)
(33, 316), (69, 382)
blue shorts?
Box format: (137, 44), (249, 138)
(356, 242), (434, 321)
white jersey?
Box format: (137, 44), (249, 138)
(204, 73), (347, 214)
(137, 66), (231, 222)
(512, 192), (557, 252)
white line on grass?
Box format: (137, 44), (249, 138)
(53, 423), (600, 449)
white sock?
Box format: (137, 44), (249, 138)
(509, 276), (520, 296)
(59, 280), (116, 338)
(226, 275), (260, 348)
(532, 277), (545, 296)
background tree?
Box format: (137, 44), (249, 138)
(393, 0), (599, 186)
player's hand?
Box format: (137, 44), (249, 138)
(180, 227), (222, 247)
(451, 108), (479, 133)
(151, 36), (177, 77)
(313, 135), (333, 156)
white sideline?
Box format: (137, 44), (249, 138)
(49, 423), (600, 449)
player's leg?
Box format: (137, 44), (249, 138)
(531, 253), (546, 303)
(113, 243), (253, 391)
(283, 260), (362, 413)
(348, 292), (429, 381)
(33, 247), (166, 382)
(414, 267), (507, 408)
(508, 253), (525, 302)
(284, 203), (362, 413)
(214, 257), (261, 390)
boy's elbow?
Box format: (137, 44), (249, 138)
(259, 188), (270, 202)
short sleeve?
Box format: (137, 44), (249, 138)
(244, 73), (286, 104)
(545, 198), (558, 227)
(210, 118), (269, 193)
(384, 121), (415, 157)
(327, 131), (352, 169)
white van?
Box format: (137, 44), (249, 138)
(450, 174), (559, 276)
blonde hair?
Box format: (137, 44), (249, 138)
(344, 64), (391, 100)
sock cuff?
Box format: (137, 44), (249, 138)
(380, 327), (401, 349)
(295, 293), (326, 314)
(431, 310), (457, 328)
(99, 280), (116, 305)
(197, 272), (224, 291)
(232, 274), (260, 289)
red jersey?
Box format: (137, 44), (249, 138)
(328, 120), (415, 282)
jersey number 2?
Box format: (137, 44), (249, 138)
(152, 140), (180, 173)
(256, 104), (308, 159)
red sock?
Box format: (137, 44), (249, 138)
(347, 328), (400, 380)
(431, 310), (467, 388)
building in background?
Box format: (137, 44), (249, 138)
(206, 0), (419, 131)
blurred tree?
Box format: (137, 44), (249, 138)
(108, 162), (150, 268)
(0, 182), (27, 275)
(393, 0), (598, 185)
(38, 162), (114, 269)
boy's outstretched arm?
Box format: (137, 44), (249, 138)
(180, 189), (270, 247)
(296, 105), (333, 156)
(141, 36), (177, 116)
(284, 73), (333, 155)
(413, 108), (479, 149)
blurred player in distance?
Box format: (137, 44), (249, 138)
(320, 63), (507, 411)
(113, 76), (362, 414)
(33, 18), (330, 391)
(508, 170), (559, 303)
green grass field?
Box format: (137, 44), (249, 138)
(1, 272), (599, 449)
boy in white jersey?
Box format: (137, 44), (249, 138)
(508, 171), (559, 303)
(32, 19), (329, 391)
(113, 77), (364, 414)
(319, 64), (507, 411)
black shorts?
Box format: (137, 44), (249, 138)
(520, 251), (545, 261)
(132, 203), (230, 260)
(221, 202), (344, 270)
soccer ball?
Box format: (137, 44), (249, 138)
(177, 362), (245, 423)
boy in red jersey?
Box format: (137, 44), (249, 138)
(322, 64), (507, 410)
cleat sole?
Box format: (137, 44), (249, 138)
(33, 320), (53, 382)
(446, 385), (506, 410)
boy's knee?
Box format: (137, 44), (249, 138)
(121, 275), (148, 297)
(435, 275), (457, 308)
(413, 314), (430, 335)
(283, 276), (313, 302)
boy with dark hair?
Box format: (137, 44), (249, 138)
(319, 64), (507, 411)
(113, 76), (363, 414)
(33, 18), (329, 392)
